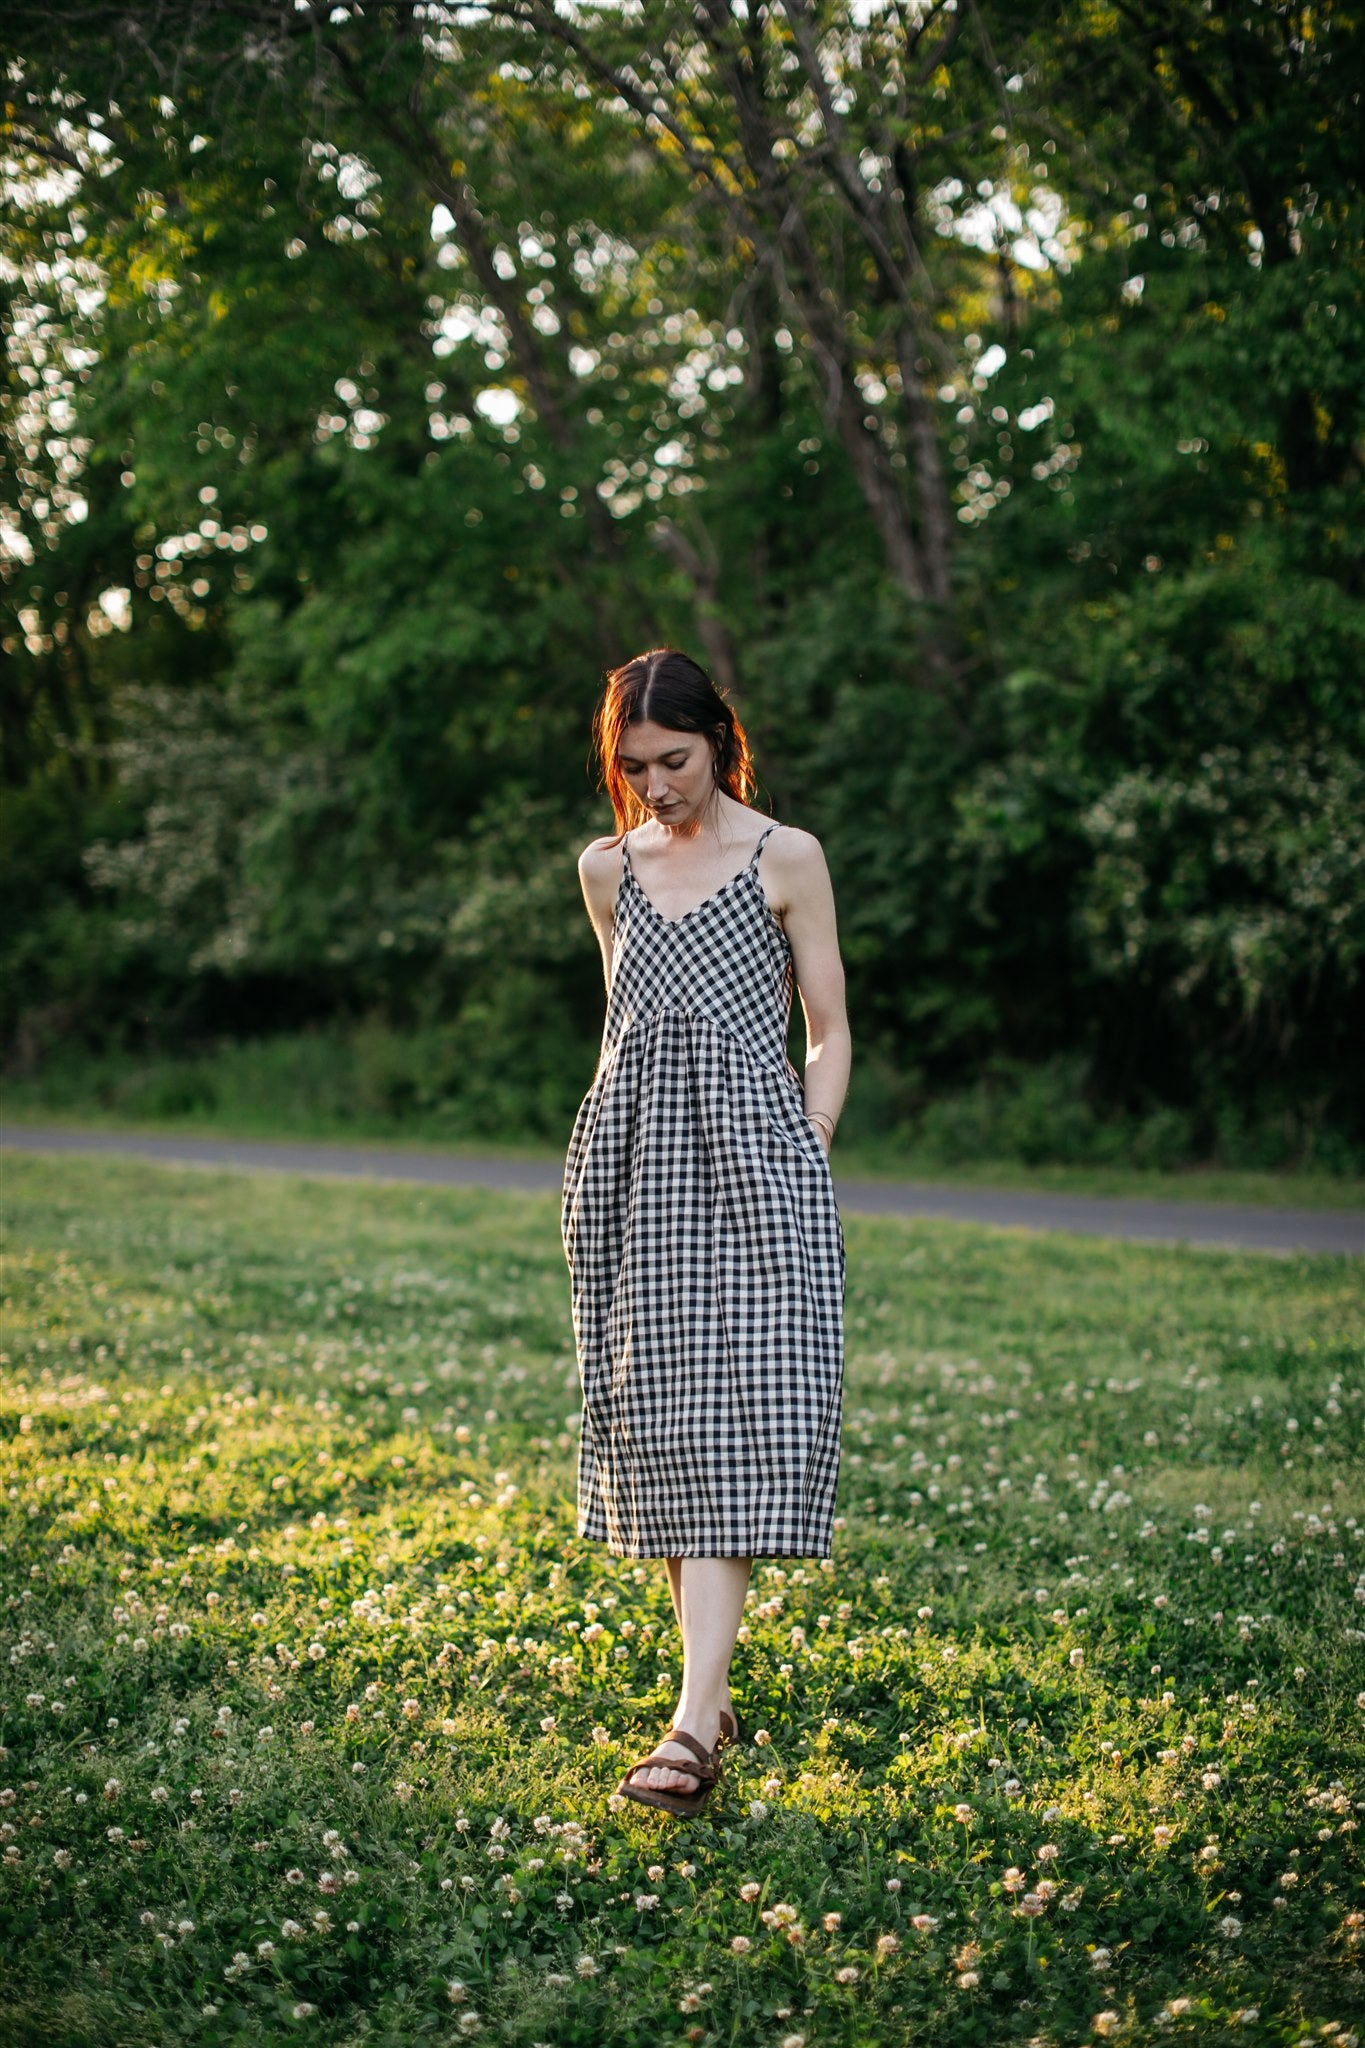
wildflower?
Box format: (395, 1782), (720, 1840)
(1002, 1866), (1026, 1893)
(555, 1891), (573, 1911)
(1070, 1649), (1085, 1668)
(318, 1872), (341, 1894)
(458, 2016), (480, 2036)
(739, 1881), (761, 1902)
(575, 1955), (599, 1976)
(911, 1913), (939, 1932)
(781, 2036), (805, 2048)
(748, 1800), (769, 1819)
(103, 1779), (121, 1799)
(876, 1932), (900, 1957)
(591, 1726), (610, 1746)
(256, 1940), (275, 1959)
(1217, 1914), (1242, 1937)
(647, 1864), (665, 1882)
(822, 1911), (842, 1931)
(835, 1965), (859, 1983)
(753, 1729), (771, 1746)
(447, 1981), (467, 2003)
(285, 1867), (304, 1885)
(730, 1935), (751, 1953)
(1153, 1825), (1174, 1845)
(1020, 1894), (1047, 1916)
(634, 1893), (659, 1911)
(280, 1920), (303, 1939)
(1233, 2013), (1260, 2026)
(886, 1877), (902, 1893)
(292, 2006), (316, 2020)
(53, 1849), (72, 1869)
(952, 1803), (973, 1823)
(1037, 1843), (1059, 1862)
(957, 1971), (980, 1989)
(312, 1911), (331, 1932)
(1093, 2015), (1121, 2038)
(678, 1994), (701, 2013)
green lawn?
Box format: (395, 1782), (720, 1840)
(1, 1154), (1361, 2048)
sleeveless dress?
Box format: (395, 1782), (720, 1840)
(561, 822), (845, 1558)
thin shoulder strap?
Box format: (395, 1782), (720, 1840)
(619, 830), (634, 872)
(749, 821), (781, 866)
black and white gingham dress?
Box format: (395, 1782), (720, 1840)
(562, 822), (845, 1558)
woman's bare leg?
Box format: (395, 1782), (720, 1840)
(663, 1558), (735, 1732)
(632, 1557), (750, 1796)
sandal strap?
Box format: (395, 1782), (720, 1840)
(659, 1727), (717, 1770)
(625, 1726), (718, 1786)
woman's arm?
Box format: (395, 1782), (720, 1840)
(764, 828), (851, 1152)
(577, 836), (625, 991)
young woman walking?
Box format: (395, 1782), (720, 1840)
(562, 647), (849, 1817)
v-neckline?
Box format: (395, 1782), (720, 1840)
(627, 861), (754, 928)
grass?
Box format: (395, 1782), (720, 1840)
(1, 1152), (1362, 2048)
(3, 1102), (1362, 1213)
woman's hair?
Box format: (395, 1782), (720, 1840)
(593, 646), (755, 833)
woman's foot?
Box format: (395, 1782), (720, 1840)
(629, 1702), (731, 1795)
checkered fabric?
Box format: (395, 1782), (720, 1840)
(562, 822), (845, 1558)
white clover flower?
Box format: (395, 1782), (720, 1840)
(1093, 2014), (1121, 2038)
(730, 1934), (751, 1953)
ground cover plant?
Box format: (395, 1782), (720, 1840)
(1, 1152), (1362, 2048)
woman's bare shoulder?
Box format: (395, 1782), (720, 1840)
(760, 822), (828, 872)
(578, 832), (625, 876)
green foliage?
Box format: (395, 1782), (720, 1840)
(2, 0), (1362, 1162)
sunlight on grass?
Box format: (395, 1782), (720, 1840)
(1, 1155), (1361, 2046)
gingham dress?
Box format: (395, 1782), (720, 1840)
(561, 821), (845, 1558)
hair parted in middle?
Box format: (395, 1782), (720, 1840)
(593, 646), (756, 834)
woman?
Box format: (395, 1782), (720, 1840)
(562, 647), (849, 1817)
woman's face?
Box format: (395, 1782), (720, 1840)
(618, 719), (717, 827)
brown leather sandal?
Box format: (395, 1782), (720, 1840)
(718, 1707), (740, 1750)
(617, 1727), (721, 1818)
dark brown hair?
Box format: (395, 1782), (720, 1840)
(593, 647), (756, 833)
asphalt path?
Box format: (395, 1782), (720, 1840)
(4, 1125), (1360, 1256)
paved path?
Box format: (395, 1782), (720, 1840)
(5, 1125), (1359, 1256)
